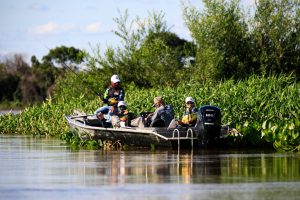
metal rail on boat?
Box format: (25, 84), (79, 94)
(167, 128), (197, 148)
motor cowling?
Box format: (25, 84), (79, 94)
(196, 105), (221, 146)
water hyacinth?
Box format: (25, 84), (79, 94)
(0, 74), (299, 151)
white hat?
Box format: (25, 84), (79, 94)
(111, 74), (120, 83)
(185, 97), (195, 103)
(118, 101), (126, 107)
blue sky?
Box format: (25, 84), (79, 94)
(0, 0), (254, 62)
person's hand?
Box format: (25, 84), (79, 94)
(123, 110), (129, 115)
(147, 112), (154, 117)
(109, 106), (115, 113)
(96, 112), (104, 120)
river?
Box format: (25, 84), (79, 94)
(0, 135), (299, 200)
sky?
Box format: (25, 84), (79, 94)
(0, 0), (255, 63)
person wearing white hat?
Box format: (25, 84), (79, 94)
(111, 74), (121, 83)
(111, 101), (130, 127)
(94, 74), (125, 126)
(117, 100), (126, 107)
(178, 96), (198, 126)
(104, 74), (124, 105)
(185, 97), (194, 104)
(117, 101), (129, 117)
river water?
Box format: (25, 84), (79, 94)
(0, 135), (299, 200)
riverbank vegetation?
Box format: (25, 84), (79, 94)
(0, 0), (299, 151)
(1, 73), (299, 151)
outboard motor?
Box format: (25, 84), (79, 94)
(196, 105), (221, 147)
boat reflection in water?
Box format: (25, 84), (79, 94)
(70, 150), (222, 185)
(66, 149), (299, 185)
(1, 136), (300, 200)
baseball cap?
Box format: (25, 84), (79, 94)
(111, 74), (120, 83)
(118, 101), (126, 107)
(185, 97), (195, 103)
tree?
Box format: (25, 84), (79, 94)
(31, 56), (60, 100)
(42, 46), (85, 69)
(251, 0), (300, 76)
(183, 0), (253, 81)
(2, 54), (34, 103)
(4, 54), (31, 76)
(0, 63), (20, 102)
(39, 46), (86, 98)
(134, 31), (196, 86)
(142, 31), (196, 66)
(87, 10), (196, 87)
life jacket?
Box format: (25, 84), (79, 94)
(104, 86), (124, 106)
(182, 107), (198, 126)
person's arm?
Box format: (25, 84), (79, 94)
(102, 88), (109, 104)
(151, 106), (164, 122)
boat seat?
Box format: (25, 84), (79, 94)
(167, 119), (177, 130)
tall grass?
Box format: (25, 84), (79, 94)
(0, 74), (299, 151)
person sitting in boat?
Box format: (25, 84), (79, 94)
(94, 74), (125, 119)
(94, 111), (114, 128)
(177, 97), (198, 127)
(140, 96), (174, 127)
(111, 101), (130, 127)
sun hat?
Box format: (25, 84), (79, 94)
(111, 74), (120, 83)
(185, 97), (195, 103)
(118, 101), (127, 107)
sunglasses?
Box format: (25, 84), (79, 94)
(186, 101), (194, 104)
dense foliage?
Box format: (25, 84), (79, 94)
(1, 0), (299, 103)
(0, 0), (299, 151)
(0, 46), (85, 108)
(1, 73), (299, 151)
(183, 0), (299, 81)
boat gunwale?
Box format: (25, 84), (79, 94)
(65, 115), (200, 141)
(65, 115), (174, 140)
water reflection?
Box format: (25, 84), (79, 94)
(65, 148), (299, 185)
(65, 150), (223, 185)
(0, 136), (300, 200)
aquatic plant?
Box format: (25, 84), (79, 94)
(0, 74), (299, 151)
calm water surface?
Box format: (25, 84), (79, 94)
(0, 135), (299, 200)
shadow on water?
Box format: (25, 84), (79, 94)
(0, 136), (300, 200)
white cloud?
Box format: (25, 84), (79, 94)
(28, 21), (109, 35)
(61, 24), (76, 32)
(28, 22), (60, 35)
(82, 22), (108, 33)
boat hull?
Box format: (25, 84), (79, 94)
(66, 115), (198, 148)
